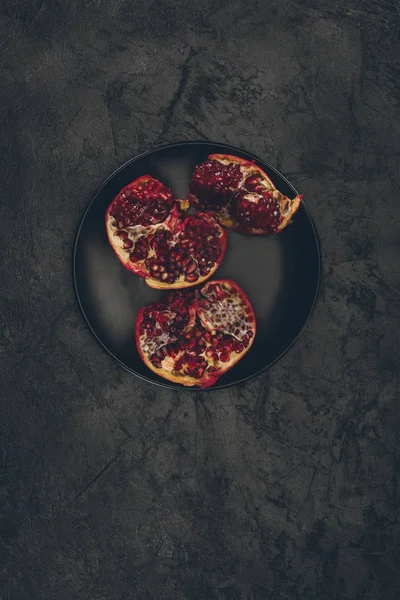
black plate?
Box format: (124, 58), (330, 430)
(73, 142), (321, 390)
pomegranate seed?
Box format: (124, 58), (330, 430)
(184, 259), (197, 274)
(185, 273), (199, 283)
(168, 344), (179, 358)
(187, 357), (198, 370)
(219, 352), (230, 362)
(205, 347), (217, 359)
(123, 239), (133, 249)
(245, 175), (265, 192)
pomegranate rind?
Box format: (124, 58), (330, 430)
(106, 177), (227, 289)
(276, 192), (302, 232)
(189, 154), (302, 235)
(135, 279), (256, 388)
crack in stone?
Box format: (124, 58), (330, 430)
(161, 47), (198, 137)
(69, 454), (118, 506)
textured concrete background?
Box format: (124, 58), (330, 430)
(1, 0), (400, 598)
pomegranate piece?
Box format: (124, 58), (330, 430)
(135, 279), (256, 388)
(189, 159), (243, 208)
(234, 190), (281, 234)
(188, 153), (302, 234)
(106, 175), (227, 289)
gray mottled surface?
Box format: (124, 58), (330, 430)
(1, 1), (400, 598)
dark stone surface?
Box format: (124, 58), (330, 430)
(1, 0), (399, 598)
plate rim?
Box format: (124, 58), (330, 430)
(72, 140), (322, 392)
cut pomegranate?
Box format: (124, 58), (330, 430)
(188, 153), (302, 234)
(106, 175), (227, 289)
(135, 279), (256, 388)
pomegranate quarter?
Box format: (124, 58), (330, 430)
(189, 153), (302, 234)
(106, 175), (227, 289)
(135, 279), (256, 388)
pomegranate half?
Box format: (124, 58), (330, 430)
(106, 175), (227, 289)
(189, 153), (302, 234)
(135, 279), (256, 388)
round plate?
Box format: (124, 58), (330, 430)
(73, 142), (321, 390)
